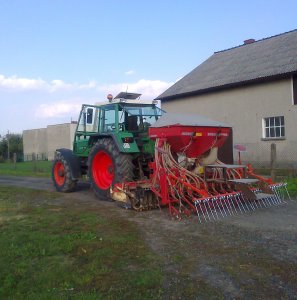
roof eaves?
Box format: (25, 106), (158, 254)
(157, 71), (296, 102)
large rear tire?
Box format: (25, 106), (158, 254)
(52, 151), (77, 192)
(88, 138), (134, 200)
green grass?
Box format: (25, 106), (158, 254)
(0, 186), (163, 299)
(286, 178), (297, 198)
(0, 161), (52, 177)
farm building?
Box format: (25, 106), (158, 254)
(23, 122), (77, 161)
(157, 29), (297, 168)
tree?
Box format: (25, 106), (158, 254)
(0, 133), (23, 162)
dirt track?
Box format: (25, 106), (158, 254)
(1, 175), (297, 299)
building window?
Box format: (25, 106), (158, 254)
(293, 75), (297, 105)
(263, 116), (285, 139)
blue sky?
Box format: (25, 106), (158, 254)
(0, 0), (297, 136)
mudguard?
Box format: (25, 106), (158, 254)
(89, 133), (139, 153)
(55, 148), (81, 180)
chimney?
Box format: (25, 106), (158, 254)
(244, 39), (256, 45)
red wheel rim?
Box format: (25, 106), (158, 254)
(54, 161), (65, 186)
(92, 150), (114, 189)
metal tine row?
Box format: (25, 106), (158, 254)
(271, 183), (291, 202)
(194, 194), (247, 224)
(194, 185), (290, 223)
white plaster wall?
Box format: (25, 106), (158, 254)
(47, 123), (77, 160)
(162, 78), (297, 167)
(23, 123), (77, 161)
(23, 128), (47, 160)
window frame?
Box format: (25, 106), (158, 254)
(262, 116), (285, 140)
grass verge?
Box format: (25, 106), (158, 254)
(286, 178), (297, 198)
(0, 186), (163, 299)
(0, 161), (51, 177)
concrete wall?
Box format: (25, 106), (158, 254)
(23, 128), (47, 161)
(47, 123), (77, 160)
(162, 78), (297, 167)
(23, 123), (77, 161)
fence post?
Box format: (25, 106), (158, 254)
(13, 153), (17, 169)
(32, 153), (37, 172)
(270, 143), (276, 182)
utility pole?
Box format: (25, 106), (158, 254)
(7, 130), (10, 160)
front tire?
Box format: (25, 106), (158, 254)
(88, 138), (134, 200)
(52, 151), (77, 192)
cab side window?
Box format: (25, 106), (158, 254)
(101, 105), (116, 132)
(86, 108), (94, 124)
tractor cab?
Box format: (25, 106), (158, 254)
(73, 92), (164, 157)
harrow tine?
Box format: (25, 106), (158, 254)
(203, 200), (212, 221)
(232, 194), (242, 213)
(279, 186), (287, 202)
(236, 194), (246, 213)
(252, 198), (260, 209)
(255, 196), (264, 209)
(223, 196), (233, 216)
(211, 198), (220, 220)
(228, 196), (236, 215)
(250, 198), (257, 210)
(276, 193), (285, 205)
(239, 194), (246, 212)
(206, 200), (216, 221)
(194, 201), (202, 224)
(219, 196), (228, 216)
(260, 196), (268, 208)
(273, 194), (281, 205)
(198, 201), (208, 223)
(284, 184), (292, 201)
(259, 196), (267, 208)
(265, 197), (274, 206)
(279, 184), (288, 203)
(214, 197), (225, 218)
(255, 200), (262, 209)
(275, 184), (287, 203)
(229, 195), (238, 214)
(244, 199), (253, 211)
(272, 194), (280, 205)
(243, 200), (251, 212)
(272, 195), (280, 206)
(277, 185), (284, 201)
(272, 186), (281, 203)
(271, 194), (279, 205)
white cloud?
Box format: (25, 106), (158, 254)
(49, 79), (73, 92)
(78, 80), (97, 89)
(0, 74), (48, 90)
(49, 79), (98, 92)
(35, 102), (82, 118)
(0, 74), (98, 93)
(0, 73), (174, 134)
(99, 79), (173, 100)
(0, 74), (173, 100)
(34, 78), (173, 120)
(125, 70), (135, 76)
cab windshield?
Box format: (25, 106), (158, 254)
(119, 104), (165, 131)
(120, 104), (164, 117)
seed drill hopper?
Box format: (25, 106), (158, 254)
(113, 113), (290, 222)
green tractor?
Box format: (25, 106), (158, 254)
(52, 92), (164, 201)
